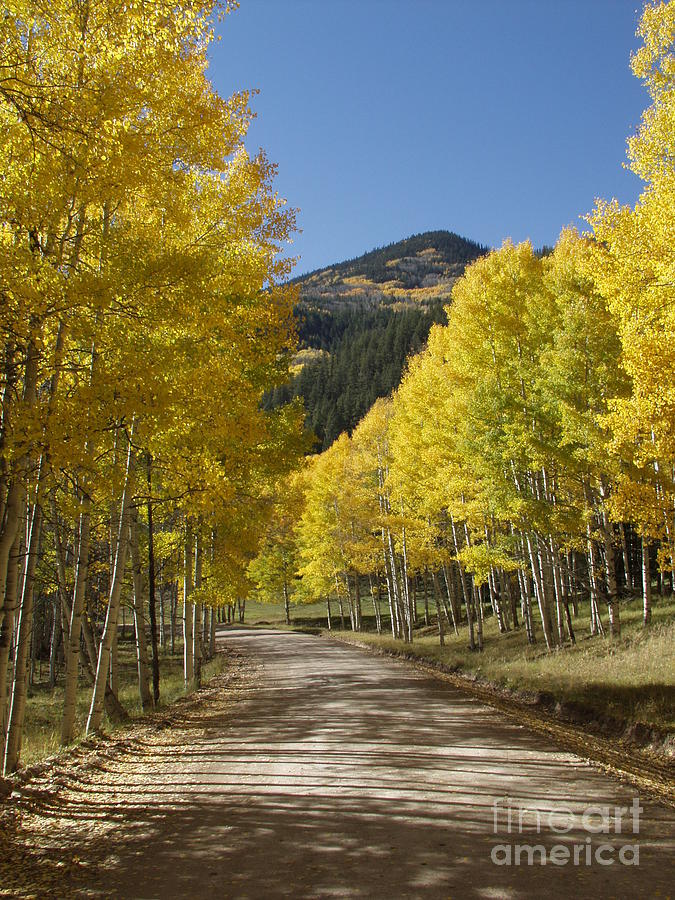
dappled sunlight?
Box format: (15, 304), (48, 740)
(9, 629), (673, 899)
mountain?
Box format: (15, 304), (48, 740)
(264, 230), (487, 449)
(294, 230), (487, 311)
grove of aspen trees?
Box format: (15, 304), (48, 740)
(1, 0), (674, 780)
(250, 2), (675, 648)
(0, 0), (304, 774)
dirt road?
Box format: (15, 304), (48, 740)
(3, 627), (674, 898)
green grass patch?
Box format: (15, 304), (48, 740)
(273, 592), (675, 734)
(21, 637), (225, 767)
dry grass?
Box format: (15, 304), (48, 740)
(20, 637), (226, 767)
(324, 595), (675, 732)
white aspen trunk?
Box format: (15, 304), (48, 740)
(525, 533), (553, 651)
(620, 523), (633, 589)
(3, 485), (43, 774)
(48, 595), (61, 687)
(441, 563), (459, 634)
(473, 583), (484, 651)
(0, 332), (40, 623)
(193, 602), (202, 687)
(326, 596), (332, 630)
(335, 574), (349, 631)
(541, 543), (561, 648)
(450, 517), (474, 649)
(500, 569), (517, 630)
(183, 528), (194, 688)
(431, 570), (445, 646)
(193, 532), (203, 688)
(76, 611), (128, 724)
(387, 529), (409, 642)
(400, 514), (414, 632)
(488, 565), (507, 632)
(158, 581), (165, 649)
(381, 538), (397, 638)
(183, 527), (195, 691)
(170, 581), (177, 654)
(61, 501), (91, 744)
(0, 482), (22, 620)
(515, 530), (535, 641)
(336, 588), (346, 630)
(642, 538), (652, 626)
(516, 564), (534, 643)
(85, 430), (135, 736)
(601, 512), (620, 637)
(209, 607), (216, 658)
(109, 620), (119, 697)
(0, 529), (21, 752)
(145, 465), (160, 704)
(586, 529), (605, 637)
(368, 574), (382, 634)
(130, 511), (152, 712)
(352, 572), (362, 632)
(343, 573), (356, 631)
(202, 600), (209, 652)
(549, 538), (566, 645)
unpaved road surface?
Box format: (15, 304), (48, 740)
(2, 627), (674, 899)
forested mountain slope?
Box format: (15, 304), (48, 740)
(264, 231), (486, 448)
(294, 230), (487, 310)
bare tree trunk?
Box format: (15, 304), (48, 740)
(473, 583), (484, 651)
(183, 527), (194, 689)
(4, 486), (43, 774)
(202, 600), (209, 654)
(525, 533), (554, 651)
(61, 501), (91, 745)
(388, 529), (410, 642)
(450, 517), (474, 649)
(326, 596), (332, 630)
(368, 574), (382, 634)
(0, 530), (21, 752)
(85, 430), (135, 736)
(353, 572), (362, 632)
(209, 607), (216, 658)
(192, 532), (203, 688)
(620, 523), (633, 589)
(586, 532), (605, 637)
(48, 593), (62, 687)
(381, 545), (397, 638)
(642, 537), (652, 626)
(599, 483), (620, 637)
(283, 578), (291, 625)
(79, 613), (129, 724)
(170, 581), (177, 655)
(193, 601), (202, 687)
(550, 539), (566, 644)
(431, 570), (445, 646)
(158, 582), (165, 650)
(488, 565), (507, 632)
(337, 589), (346, 631)
(0, 482), (22, 620)
(130, 510), (152, 711)
(441, 563), (460, 634)
(146, 458), (160, 703)
(109, 619), (119, 697)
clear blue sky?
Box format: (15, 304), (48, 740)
(212, 0), (646, 276)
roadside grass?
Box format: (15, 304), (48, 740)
(24, 591), (670, 767)
(241, 597), (328, 626)
(21, 636), (225, 767)
(251, 592), (675, 733)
